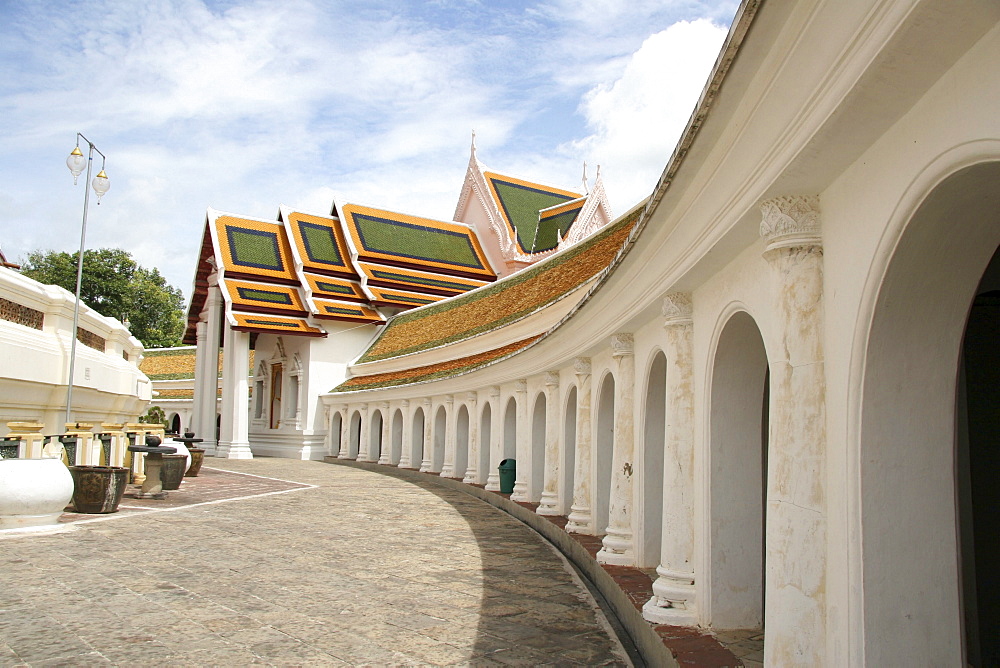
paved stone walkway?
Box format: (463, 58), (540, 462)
(0, 459), (631, 666)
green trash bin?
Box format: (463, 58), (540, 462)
(499, 458), (516, 494)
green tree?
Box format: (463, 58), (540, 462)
(20, 248), (185, 348)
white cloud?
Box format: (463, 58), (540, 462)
(567, 19), (727, 209)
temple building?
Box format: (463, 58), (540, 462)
(183, 0), (1000, 663)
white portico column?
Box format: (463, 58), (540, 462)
(760, 195), (827, 665)
(419, 399), (433, 472)
(339, 406), (352, 458)
(441, 395), (458, 477)
(398, 400), (413, 468)
(190, 321), (207, 435)
(644, 293), (698, 624)
(598, 333), (636, 565)
(485, 387), (502, 490)
(537, 371), (562, 515)
(195, 280), (223, 454)
(216, 322), (252, 459)
(510, 380), (530, 501)
(356, 404), (371, 461)
(566, 357), (594, 534)
(378, 402), (392, 465)
(463, 392), (480, 483)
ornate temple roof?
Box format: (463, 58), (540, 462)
(184, 151), (613, 344)
(483, 172), (584, 254)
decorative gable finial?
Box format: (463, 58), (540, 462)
(471, 130), (477, 160)
(582, 161), (589, 194)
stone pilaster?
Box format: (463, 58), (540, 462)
(441, 395), (458, 477)
(510, 380), (530, 501)
(378, 402), (392, 465)
(398, 400), (413, 468)
(463, 392), (480, 483)
(337, 406), (350, 458)
(644, 293), (698, 624)
(537, 371), (562, 515)
(485, 387), (502, 490)
(566, 357), (594, 534)
(419, 399), (433, 472)
(598, 333), (636, 565)
(760, 194), (827, 665)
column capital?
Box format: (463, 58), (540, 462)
(544, 371), (560, 387)
(466, 391), (478, 404)
(611, 333), (634, 358)
(489, 385), (501, 398)
(574, 356), (592, 375)
(445, 394), (454, 406)
(422, 398), (431, 408)
(759, 194), (821, 251)
(515, 379), (528, 394)
(662, 292), (693, 326)
(380, 401), (389, 411)
(401, 399), (410, 409)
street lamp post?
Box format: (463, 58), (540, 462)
(64, 134), (110, 426)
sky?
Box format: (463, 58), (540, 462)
(0, 0), (736, 302)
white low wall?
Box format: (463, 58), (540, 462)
(0, 267), (150, 435)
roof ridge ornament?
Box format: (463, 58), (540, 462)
(582, 161), (589, 195)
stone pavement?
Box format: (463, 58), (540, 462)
(0, 459), (632, 666)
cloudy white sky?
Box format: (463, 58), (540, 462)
(1, 0), (735, 301)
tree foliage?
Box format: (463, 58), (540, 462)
(20, 248), (186, 348)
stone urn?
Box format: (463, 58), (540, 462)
(0, 458), (75, 529)
(159, 455), (187, 491)
(69, 466), (129, 514)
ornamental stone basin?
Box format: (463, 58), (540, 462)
(0, 457), (74, 530)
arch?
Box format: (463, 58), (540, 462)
(168, 413), (181, 435)
(455, 404), (470, 480)
(408, 407), (425, 469)
(479, 401), (492, 482)
(390, 409), (403, 465)
(348, 411), (362, 459)
(530, 391), (546, 502)
(594, 370), (615, 534)
(708, 309), (768, 630)
(368, 409), (383, 462)
(330, 411), (343, 456)
(433, 405), (446, 473)
(640, 350), (667, 568)
(857, 161), (1000, 665)
(503, 397), (517, 461)
(562, 385), (578, 516)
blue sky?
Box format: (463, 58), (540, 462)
(0, 0), (736, 301)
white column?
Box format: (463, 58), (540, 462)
(358, 404), (374, 461)
(441, 395), (458, 477)
(196, 281), (223, 454)
(398, 400), (413, 468)
(510, 379), (530, 501)
(644, 293), (698, 624)
(598, 333), (636, 565)
(336, 405), (350, 458)
(463, 392), (480, 483)
(485, 386), (502, 490)
(190, 321), (207, 436)
(760, 195), (827, 665)
(419, 398), (433, 472)
(566, 357), (594, 534)
(216, 323), (252, 459)
(537, 371), (562, 515)
(378, 402), (391, 464)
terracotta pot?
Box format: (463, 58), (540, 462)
(159, 454), (186, 490)
(185, 448), (206, 477)
(69, 466), (128, 514)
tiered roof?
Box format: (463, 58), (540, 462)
(184, 150), (612, 344)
